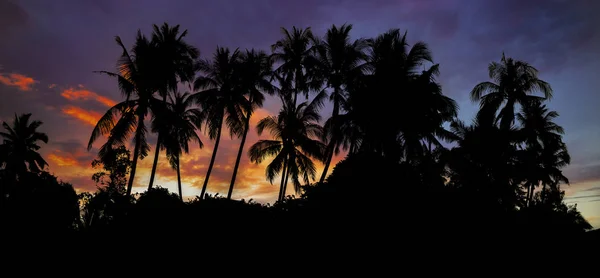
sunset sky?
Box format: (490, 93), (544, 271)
(1, 0), (599, 228)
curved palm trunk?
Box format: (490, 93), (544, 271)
(147, 133), (162, 190)
(319, 90), (340, 183)
(126, 115), (145, 197)
(176, 155), (183, 202)
(148, 94), (167, 190)
(200, 119), (223, 199)
(227, 117), (250, 200)
(277, 156), (288, 202)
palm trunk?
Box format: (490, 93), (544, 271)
(176, 155), (183, 202)
(319, 90), (340, 183)
(148, 94), (167, 190)
(126, 115), (144, 197)
(147, 133), (162, 190)
(278, 156), (288, 202)
(281, 158), (291, 201)
(227, 117), (250, 199)
(200, 119), (223, 199)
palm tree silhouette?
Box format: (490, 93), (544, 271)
(350, 29), (455, 161)
(312, 24), (367, 183)
(147, 23), (199, 191)
(161, 92), (203, 201)
(470, 53), (552, 130)
(517, 101), (569, 205)
(89, 32), (157, 197)
(0, 113), (48, 183)
(226, 49), (275, 199)
(271, 26), (320, 105)
(193, 47), (247, 199)
(248, 92), (326, 202)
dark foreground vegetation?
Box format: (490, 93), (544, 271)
(1, 23), (598, 251)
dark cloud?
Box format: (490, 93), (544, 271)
(0, 0), (29, 36)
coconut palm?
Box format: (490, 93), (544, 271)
(470, 53), (552, 130)
(248, 92), (327, 202)
(161, 92), (203, 201)
(271, 26), (320, 105)
(349, 29), (455, 161)
(147, 23), (199, 191)
(517, 101), (569, 205)
(89, 32), (156, 197)
(193, 47), (247, 199)
(313, 24), (367, 183)
(0, 113), (48, 182)
(226, 49), (275, 199)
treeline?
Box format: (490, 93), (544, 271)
(0, 23), (596, 242)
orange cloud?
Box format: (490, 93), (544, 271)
(61, 87), (116, 107)
(0, 73), (36, 91)
(61, 106), (101, 126)
(48, 152), (79, 167)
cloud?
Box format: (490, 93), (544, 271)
(0, 72), (36, 91)
(61, 87), (116, 107)
(47, 151), (79, 166)
(61, 105), (101, 126)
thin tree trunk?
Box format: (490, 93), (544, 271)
(148, 94), (168, 190)
(278, 156), (288, 202)
(126, 118), (144, 197)
(281, 156), (292, 201)
(176, 155), (183, 202)
(147, 133), (162, 190)
(319, 90), (340, 183)
(200, 119), (223, 199)
(227, 118), (250, 199)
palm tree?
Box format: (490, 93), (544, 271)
(89, 32), (157, 197)
(271, 26), (320, 105)
(226, 49), (275, 199)
(470, 53), (552, 130)
(193, 47), (247, 199)
(313, 24), (367, 183)
(248, 92), (327, 202)
(350, 29), (456, 161)
(161, 92), (203, 201)
(0, 113), (48, 183)
(517, 101), (569, 205)
(147, 23), (199, 191)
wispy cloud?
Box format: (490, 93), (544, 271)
(0, 72), (36, 91)
(61, 87), (116, 107)
(47, 151), (80, 166)
(61, 105), (101, 126)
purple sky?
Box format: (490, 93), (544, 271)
(1, 0), (599, 227)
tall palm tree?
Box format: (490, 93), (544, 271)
(193, 47), (247, 199)
(248, 92), (327, 202)
(161, 92), (203, 201)
(313, 24), (367, 183)
(89, 32), (156, 197)
(226, 50), (275, 199)
(470, 53), (552, 130)
(271, 26), (320, 105)
(0, 113), (48, 182)
(147, 23), (199, 190)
